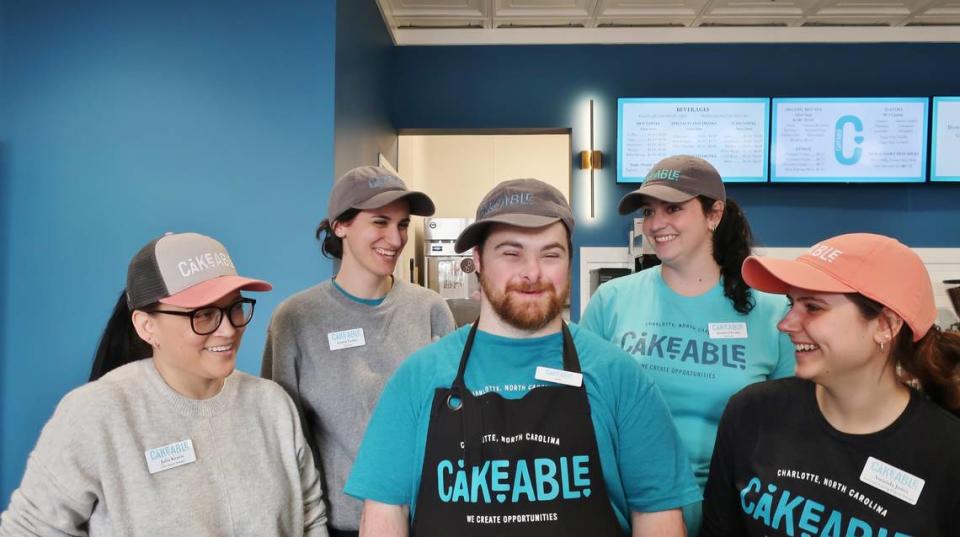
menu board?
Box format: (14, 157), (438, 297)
(617, 98), (769, 183)
(771, 98), (928, 183)
(932, 97), (960, 182)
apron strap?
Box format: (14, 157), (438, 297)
(560, 322), (581, 374)
(452, 321), (480, 389)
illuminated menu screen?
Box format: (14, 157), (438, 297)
(932, 97), (960, 182)
(617, 98), (769, 183)
(771, 98), (928, 183)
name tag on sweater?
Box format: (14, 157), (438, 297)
(535, 366), (583, 387)
(145, 439), (197, 475)
(708, 322), (748, 339)
(328, 328), (366, 351)
(860, 456), (925, 505)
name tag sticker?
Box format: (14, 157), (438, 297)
(708, 322), (749, 339)
(860, 456), (925, 505)
(328, 328), (366, 351)
(535, 366), (583, 387)
(145, 439), (197, 475)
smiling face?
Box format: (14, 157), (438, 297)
(778, 288), (892, 386)
(335, 198), (411, 280)
(640, 197), (722, 268)
(133, 291), (247, 399)
(475, 222), (570, 333)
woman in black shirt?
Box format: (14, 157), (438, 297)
(702, 232), (960, 537)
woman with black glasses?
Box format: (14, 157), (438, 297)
(0, 232), (329, 536)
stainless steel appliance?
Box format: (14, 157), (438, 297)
(423, 218), (480, 301)
(628, 217), (660, 272)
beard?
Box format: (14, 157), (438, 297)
(479, 274), (570, 331)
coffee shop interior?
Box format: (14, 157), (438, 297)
(2, 0), (959, 506)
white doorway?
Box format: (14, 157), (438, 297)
(395, 132), (571, 286)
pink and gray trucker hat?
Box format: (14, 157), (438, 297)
(327, 166), (435, 221)
(126, 232), (272, 309)
(454, 178), (574, 253)
(618, 155), (726, 214)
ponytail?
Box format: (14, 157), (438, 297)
(89, 290), (153, 381)
(315, 208), (360, 260)
(848, 293), (960, 414)
(698, 196), (755, 315)
(896, 325), (960, 414)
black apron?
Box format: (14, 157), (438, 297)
(410, 322), (623, 536)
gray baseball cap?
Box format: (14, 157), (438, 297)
(327, 166), (435, 222)
(618, 155), (726, 214)
(454, 178), (574, 253)
(126, 232), (271, 309)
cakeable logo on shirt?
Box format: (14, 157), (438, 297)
(618, 330), (747, 370)
(739, 475), (910, 537)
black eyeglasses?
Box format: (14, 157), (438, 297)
(152, 298), (257, 336)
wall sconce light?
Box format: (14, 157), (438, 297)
(579, 99), (602, 218)
(580, 149), (602, 170)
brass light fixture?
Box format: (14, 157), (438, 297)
(579, 99), (602, 218)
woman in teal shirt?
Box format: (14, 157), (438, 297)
(581, 155), (794, 536)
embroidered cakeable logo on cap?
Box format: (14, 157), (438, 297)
(177, 252), (234, 278)
(807, 243), (844, 263)
(478, 192), (535, 218)
(644, 168), (682, 182)
(367, 174), (403, 189)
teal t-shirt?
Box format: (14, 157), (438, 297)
(580, 266), (794, 535)
(332, 279), (387, 306)
(345, 323), (701, 533)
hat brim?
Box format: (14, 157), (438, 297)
(454, 214), (562, 254)
(742, 256), (856, 295)
(618, 185), (696, 214)
(353, 190), (436, 217)
(159, 275), (273, 308)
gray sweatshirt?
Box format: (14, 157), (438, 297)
(262, 279), (454, 530)
(0, 359), (328, 537)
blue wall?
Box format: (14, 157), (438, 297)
(0, 0), (338, 506)
(334, 0), (398, 175)
(0, 0), (8, 495)
(388, 43), (960, 315)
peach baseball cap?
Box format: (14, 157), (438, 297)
(742, 233), (936, 341)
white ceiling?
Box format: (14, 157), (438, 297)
(376, 0), (960, 44)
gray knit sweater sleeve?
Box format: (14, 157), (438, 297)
(429, 293), (456, 340)
(262, 297), (307, 415)
(0, 388), (99, 536)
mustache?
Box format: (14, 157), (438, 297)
(506, 281), (557, 294)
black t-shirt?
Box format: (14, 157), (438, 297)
(702, 378), (960, 537)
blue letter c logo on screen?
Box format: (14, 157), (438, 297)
(834, 115), (864, 165)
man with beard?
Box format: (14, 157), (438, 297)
(345, 179), (700, 537)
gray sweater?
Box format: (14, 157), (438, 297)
(0, 359), (328, 537)
(262, 279), (454, 530)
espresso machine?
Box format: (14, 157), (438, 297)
(628, 217), (660, 272)
(423, 218), (480, 301)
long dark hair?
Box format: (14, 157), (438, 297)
(315, 208), (360, 259)
(697, 196), (755, 314)
(89, 291), (153, 381)
(848, 293), (960, 413)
